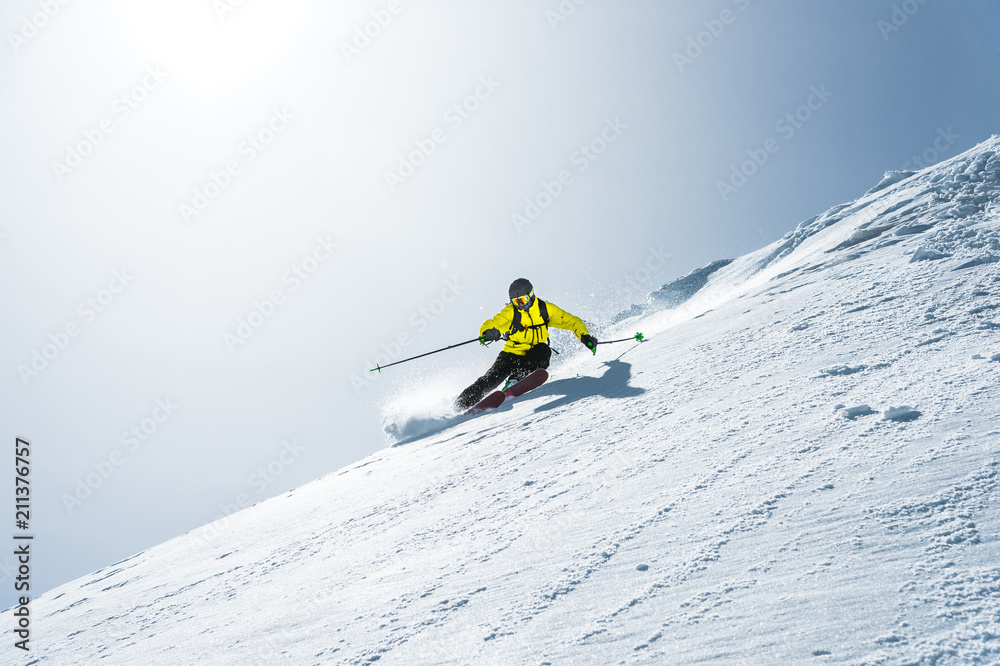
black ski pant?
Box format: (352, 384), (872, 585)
(456, 343), (551, 410)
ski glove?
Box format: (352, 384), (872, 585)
(581, 334), (598, 353)
(481, 328), (502, 342)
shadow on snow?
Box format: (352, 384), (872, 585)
(526, 359), (645, 414)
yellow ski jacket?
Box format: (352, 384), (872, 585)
(480, 298), (589, 355)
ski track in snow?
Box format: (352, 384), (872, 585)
(13, 138), (1000, 665)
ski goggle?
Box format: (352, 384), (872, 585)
(511, 290), (534, 308)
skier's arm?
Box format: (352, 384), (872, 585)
(480, 304), (514, 337)
(546, 302), (589, 340)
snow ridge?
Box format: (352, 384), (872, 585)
(621, 134), (1000, 324)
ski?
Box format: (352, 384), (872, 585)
(463, 390), (505, 416)
(463, 369), (549, 417)
(504, 369), (548, 397)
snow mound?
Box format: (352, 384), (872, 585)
(883, 405), (922, 422)
(911, 247), (951, 262)
(866, 169), (917, 194)
(840, 404), (876, 420)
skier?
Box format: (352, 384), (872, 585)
(455, 278), (598, 411)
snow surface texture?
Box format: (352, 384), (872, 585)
(15, 138), (1000, 664)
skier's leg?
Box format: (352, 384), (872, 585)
(455, 352), (518, 410)
(509, 343), (551, 383)
(525, 343), (551, 371)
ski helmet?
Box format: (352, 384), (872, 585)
(509, 278), (534, 310)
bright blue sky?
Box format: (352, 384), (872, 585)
(1, 0), (998, 610)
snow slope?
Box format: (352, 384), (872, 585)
(14, 138), (1000, 665)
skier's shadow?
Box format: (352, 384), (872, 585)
(528, 359), (644, 413)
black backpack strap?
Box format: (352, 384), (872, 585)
(509, 306), (523, 335)
(537, 298), (549, 325)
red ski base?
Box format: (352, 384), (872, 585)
(464, 390), (505, 416)
(463, 369), (549, 416)
(505, 369), (548, 397)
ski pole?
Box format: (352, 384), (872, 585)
(369, 337), (485, 373)
(597, 332), (645, 346)
(587, 331), (645, 354)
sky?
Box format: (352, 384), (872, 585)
(1, 0), (999, 609)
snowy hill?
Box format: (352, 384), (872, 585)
(16, 138), (1000, 664)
